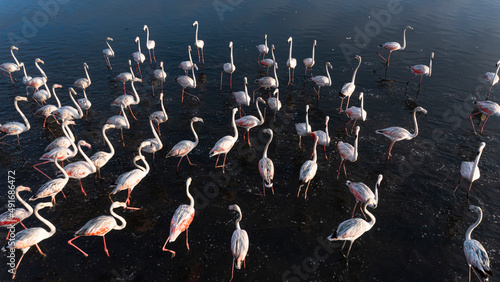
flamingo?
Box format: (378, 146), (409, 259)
(166, 117), (204, 172)
(2, 202), (55, 279)
(103, 37), (114, 69)
(454, 142), (486, 200)
(52, 88), (84, 122)
(406, 52), (434, 90)
(149, 92), (168, 135)
(90, 124), (115, 180)
(295, 105), (312, 149)
(209, 108), (239, 174)
(233, 77), (251, 117)
(253, 45), (278, 102)
(463, 205), (493, 282)
(310, 116), (330, 160)
(229, 204), (249, 282)
(260, 58), (275, 76)
(475, 60), (500, 100)
(193, 21), (204, 65)
(152, 61), (166, 96)
(0, 96), (30, 148)
(375, 106), (428, 159)
(339, 55), (361, 112)
(34, 84), (63, 127)
(286, 37), (297, 85)
(0, 186), (33, 240)
(469, 100), (500, 134)
(221, 41), (236, 90)
(19, 62), (32, 87)
(303, 40), (317, 76)
(177, 47), (199, 102)
(74, 63), (92, 116)
(162, 177), (195, 257)
(258, 129), (275, 196)
(31, 83), (51, 105)
(111, 77), (142, 120)
(343, 92), (367, 135)
(61, 140), (96, 197)
(377, 26), (413, 66)
(337, 126), (360, 179)
(235, 97), (266, 147)
(179, 45), (195, 76)
(27, 58), (48, 94)
(116, 60), (134, 95)
(68, 201), (136, 257)
(256, 34), (269, 62)
(132, 36), (146, 79)
(30, 152), (69, 205)
(106, 103), (130, 147)
(44, 120), (75, 152)
(141, 117), (164, 165)
(346, 174), (383, 219)
(143, 25), (156, 63)
(0, 46), (21, 84)
(310, 62), (333, 100)
(327, 198), (376, 265)
(297, 135), (319, 199)
(267, 88), (282, 121)
(110, 141), (151, 206)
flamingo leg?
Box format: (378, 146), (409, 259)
(197, 48), (201, 64)
(343, 162), (348, 177)
(230, 73), (233, 90)
(222, 153), (228, 174)
(350, 119), (358, 135)
(324, 145), (328, 160)
(486, 83), (494, 100)
(125, 188), (132, 206)
(12, 251), (26, 279)
(215, 154), (220, 168)
(479, 115), (490, 134)
(469, 112), (482, 134)
(345, 241), (355, 262)
(466, 179), (474, 200)
(376, 49), (387, 62)
(103, 235), (110, 257)
(297, 183), (303, 197)
(128, 105), (138, 120)
(406, 75), (418, 90)
(339, 98), (345, 114)
(337, 160), (344, 179)
(201, 48), (204, 65)
(298, 135), (302, 149)
(252, 87), (262, 103)
(5, 228), (11, 240)
(153, 48), (156, 63)
(475, 82), (486, 99)
(61, 189), (66, 199)
(418, 76), (423, 89)
(138, 63), (143, 80)
(176, 157), (184, 172)
(345, 95), (351, 111)
(351, 201), (358, 218)
(19, 222), (27, 229)
(78, 179), (87, 197)
(386, 51), (392, 66)
(387, 141), (396, 159)
(185, 228), (190, 250)
(183, 90), (200, 102)
(247, 130), (252, 147)
(292, 68), (295, 82)
(33, 161), (52, 180)
(230, 258), (235, 282)
(34, 243), (46, 256)
(186, 155), (195, 166)
(288, 68), (291, 85)
(162, 235), (176, 257)
(152, 80), (155, 97)
(121, 129), (125, 147)
(220, 72), (223, 90)
(304, 180), (311, 199)
(68, 236), (89, 257)
(149, 49), (152, 64)
(360, 203), (367, 220)
(304, 67), (307, 77)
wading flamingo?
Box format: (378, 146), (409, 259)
(340, 55), (361, 112)
(377, 26), (413, 66)
(303, 40), (317, 76)
(0, 46), (21, 84)
(20, 62), (32, 87)
(260, 57), (275, 76)
(193, 21), (204, 64)
(0, 96), (30, 148)
(310, 116), (330, 160)
(209, 108), (238, 174)
(256, 34), (269, 62)
(61, 140), (96, 197)
(132, 36), (146, 79)
(103, 37), (114, 69)
(141, 117), (164, 166)
(0, 186), (33, 240)
(166, 117), (204, 172)
(179, 45), (195, 75)
(469, 100), (500, 134)
(235, 97), (266, 147)
(52, 88), (84, 122)
(346, 174), (383, 219)
(116, 60), (134, 95)
(30, 153), (70, 204)
(44, 120), (75, 152)
(221, 41), (236, 90)
(74, 63), (92, 116)
(454, 142), (486, 200)
(406, 52), (434, 90)
(295, 105), (312, 149)
(34, 84), (62, 127)
(297, 136), (319, 199)
(475, 60), (500, 100)
(267, 88), (282, 121)
(233, 77), (251, 117)
(111, 76), (142, 120)
(258, 129), (274, 196)
(254, 45), (278, 102)
(31, 83), (51, 105)
(27, 58), (48, 94)
(152, 61), (166, 96)
(90, 124), (116, 180)
(337, 126), (360, 179)
(106, 103), (130, 147)
(177, 47), (199, 102)
(143, 25), (156, 63)
(311, 62), (332, 100)
(343, 92), (367, 135)
(229, 204), (249, 282)
(150, 93), (168, 135)
(287, 37), (297, 85)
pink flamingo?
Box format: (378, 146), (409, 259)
(166, 117), (204, 172)
(116, 60), (134, 95)
(235, 97), (266, 147)
(143, 25), (156, 63)
(34, 84), (63, 127)
(303, 40), (317, 76)
(253, 45), (278, 102)
(2, 202), (55, 279)
(310, 62), (333, 100)
(469, 100), (500, 134)
(327, 198), (376, 265)
(132, 36), (146, 79)
(68, 201), (136, 257)
(256, 34), (269, 62)
(260, 58), (275, 76)
(375, 107), (427, 159)
(233, 77), (251, 117)
(297, 135), (319, 199)
(337, 126), (360, 179)
(343, 92), (367, 135)
(310, 116), (330, 160)
(267, 88), (282, 121)
(30, 152), (69, 205)
(152, 61), (166, 96)
(406, 52), (434, 90)
(0, 186), (33, 240)
(61, 140), (96, 197)
(454, 142), (485, 200)
(286, 37), (297, 85)
(295, 105), (312, 149)
(377, 26), (413, 66)
(90, 124), (116, 180)
(43, 120), (75, 152)
(162, 177), (195, 257)
(0, 46), (21, 84)
(27, 58), (48, 94)
(149, 93), (168, 135)
(340, 55), (361, 112)
(103, 37), (114, 69)
(229, 204), (249, 282)
(193, 21), (205, 65)
(111, 76), (142, 120)
(346, 174), (382, 219)
(475, 60), (500, 100)
(209, 108), (238, 174)
(0, 96), (30, 148)
(258, 129), (274, 196)
(221, 41), (236, 90)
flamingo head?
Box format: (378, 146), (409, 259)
(186, 177), (192, 188)
(133, 77), (142, 83)
(355, 55), (361, 61)
(111, 201), (127, 209)
(469, 205), (481, 214)
(192, 117), (204, 123)
(53, 84), (62, 89)
(377, 174), (384, 185)
(273, 88), (279, 97)
(79, 140), (91, 149)
(11, 46), (19, 51)
(257, 97), (266, 104)
(496, 60), (500, 67)
(63, 120), (75, 126)
(414, 106), (428, 115)
(406, 26), (414, 31)
(306, 104), (310, 112)
(287, 37), (292, 43)
(263, 128), (273, 135)
(36, 58), (45, 64)
(431, 52), (435, 60)
(69, 87), (78, 96)
(232, 107), (239, 115)
(193, 64), (199, 71)
(16, 186), (31, 193)
(327, 62), (333, 69)
(313, 40), (317, 47)
(229, 204), (241, 213)
(139, 140), (152, 150)
(478, 142), (486, 152)
(354, 126), (360, 136)
(229, 41), (233, 48)
(359, 92), (364, 100)
(193, 21), (198, 27)
(143, 25), (148, 31)
(135, 37), (140, 44)
(160, 61), (164, 68)
(325, 116), (330, 124)
(104, 124), (116, 130)
(243, 77), (248, 85)
(272, 44), (275, 51)
(188, 45), (192, 52)
(84, 62), (89, 69)
(365, 198), (376, 209)
(106, 37), (113, 42)
(345, 180), (352, 187)
(15, 96), (28, 102)
(18, 62), (24, 68)
(35, 202), (54, 210)
(264, 34), (267, 40)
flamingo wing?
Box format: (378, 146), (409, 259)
(231, 229), (249, 269)
(259, 157), (274, 187)
(169, 205), (195, 242)
(76, 215), (115, 236)
(210, 136), (236, 156)
(464, 239), (493, 278)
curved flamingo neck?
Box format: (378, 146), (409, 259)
(106, 40), (113, 54)
(160, 94), (166, 117)
(263, 131), (273, 159)
(264, 35), (267, 48)
(16, 188), (33, 216)
(21, 63), (29, 80)
(136, 38), (142, 55)
(402, 28), (408, 50)
(195, 23), (199, 43)
(470, 146), (484, 180)
(191, 120), (199, 147)
(121, 104), (130, 129)
(244, 80), (248, 96)
(110, 206), (127, 230)
(466, 209), (482, 240)
(191, 65), (197, 88)
(312, 43), (316, 61)
(428, 55), (433, 77)
(352, 58), (361, 84)
(305, 107), (310, 129)
(288, 39), (293, 63)
(55, 156), (69, 181)
(188, 48), (193, 65)
(326, 64), (332, 86)
(363, 203), (376, 228)
(63, 122), (75, 142)
(84, 65), (91, 85)
(312, 139), (318, 162)
(271, 48), (279, 88)
(410, 109), (420, 138)
(131, 80), (140, 104)
(149, 119), (162, 148)
(256, 99), (265, 125)
(374, 177), (382, 206)
(495, 63), (500, 78)
(232, 110), (238, 140)
(325, 118), (330, 141)
(145, 26), (150, 42)
(103, 126), (114, 156)
(52, 86), (61, 108)
(360, 94), (364, 115)
(353, 131), (359, 161)
(235, 209), (242, 230)
(128, 61), (134, 78)
(69, 90), (84, 119)
(78, 142), (96, 173)
(186, 181), (194, 209)
(35, 61), (47, 79)
(11, 48), (20, 66)
(14, 98), (30, 130)
(34, 205), (56, 237)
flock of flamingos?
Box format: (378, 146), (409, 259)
(0, 21), (498, 281)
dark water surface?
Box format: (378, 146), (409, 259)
(0, 0), (499, 281)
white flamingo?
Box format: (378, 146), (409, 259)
(2, 202), (55, 279)
(209, 108), (238, 174)
(143, 25), (156, 63)
(340, 55), (362, 113)
(166, 117), (204, 172)
(116, 60), (134, 95)
(30, 152), (69, 205)
(90, 124), (116, 180)
(0, 46), (21, 84)
(346, 174), (383, 219)
(469, 100), (500, 134)
(61, 140), (96, 197)
(454, 142), (486, 200)
(0, 186), (33, 240)
(34, 84), (63, 127)
(258, 129), (275, 196)
(235, 97), (266, 147)
(44, 120), (75, 152)
(177, 47), (199, 102)
(253, 45), (278, 102)
(377, 26), (413, 66)
(111, 76), (142, 120)
(149, 92), (168, 135)
(267, 88), (282, 121)
(19, 62), (32, 87)
(74, 63), (92, 116)
(179, 45), (195, 76)
(106, 103), (130, 147)
(193, 21), (205, 65)
(297, 136), (319, 199)
(52, 88), (84, 122)
(103, 37), (114, 69)
(310, 62), (333, 100)
(233, 77), (251, 117)
(260, 57), (275, 76)
(221, 41), (236, 90)
(475, 59), (500, 100)
(152, 61), (166, 96)
(343, 92), (367, 135)
(295, 105), (312, 149)
(141, 117), (164, 165)
(286, 37), (297, 85)
(406, 52), (434, 90)
(463, 205), (493, 282)
(132, 36), (146, 79)
(229, 204), (249, 282)
(310, 116), (330, 160)
(256, 34), (269, 62)
(31, 83), (51, 105)
(303, 40), (317, 76)
(0, 96), (30, 148)
(27, 58), (48, 94)
(337, 126), (360, 179)
(375, 106), (427, 159)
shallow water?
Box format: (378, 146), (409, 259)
(0, 0), (499, 281)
